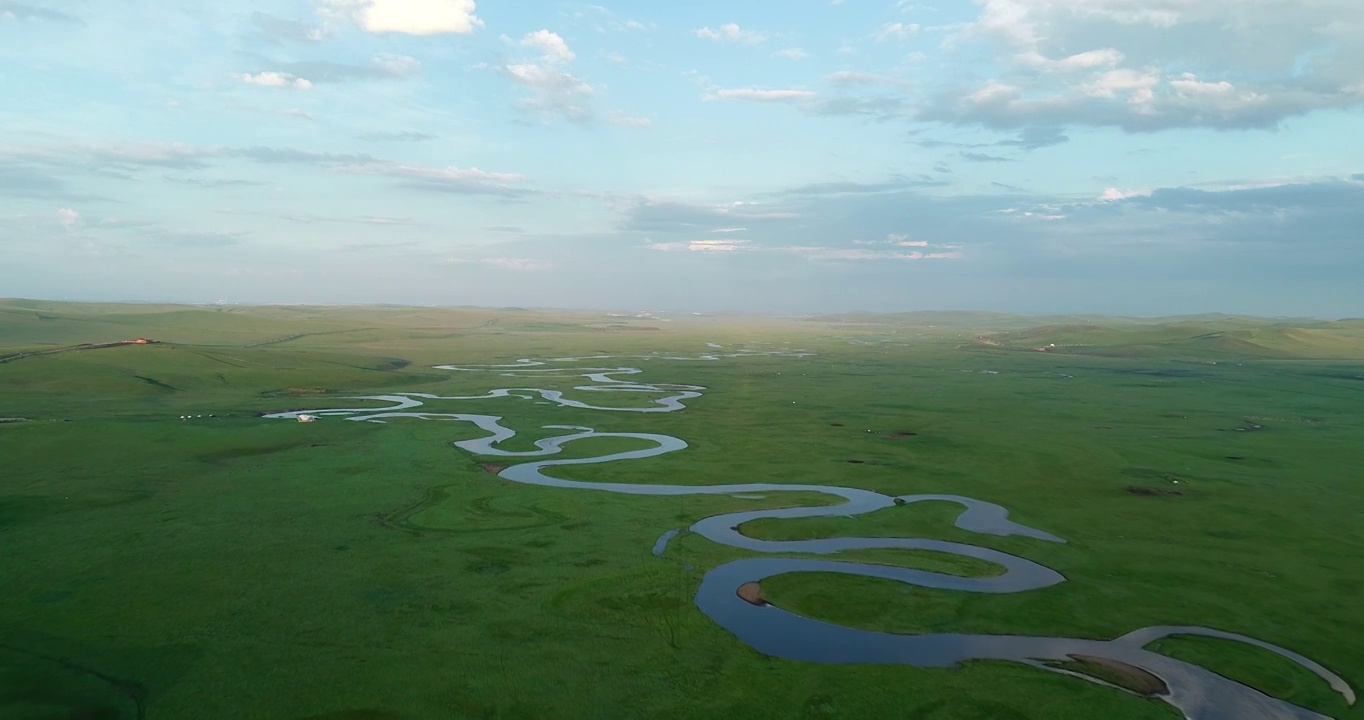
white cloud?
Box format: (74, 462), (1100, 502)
(606, 112), (651, 127)
(317, 0), (482, 35)
(925, 0), (1364, 130)
(643, 232), (959, 261)
(704, 88), (817, 102)
(781, 245), (956, 261)
(966, 81), (1019, 104)
(57, 207), (79, 228)
(695, 23), (766, 45)
(774, 48), (809, 60)
(494, 31), (593, 121)
(886, 233), (928, 246)
(1017, 48), (1124, 74)
(1082, 68), (1160, 99)
(503, 62), (594, 120)
(241, 71), (313, 90)
(521, 29), (574, 64)
(874, 22), (919, 43)
(3, 141), (214, 170)
(648, 239), (747, 253)
(1099, 187), (1153, 201)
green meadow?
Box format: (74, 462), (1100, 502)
(2, 299), (1362, 719)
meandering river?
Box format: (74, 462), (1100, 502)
(265, 352), (1354, 720)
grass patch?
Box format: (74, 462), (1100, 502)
(1044, 656), (1168, 696)
(1145, 634), (1353, 717)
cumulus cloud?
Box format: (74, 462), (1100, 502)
(695, 23), (766, 44)
(923, 0), (1364, 131)
(919, 73), (1351, 131)
(521, 29), (574, 63)
(1016, 48), (1124, 74)
(57, 207), (79, 228)
(497, 31), (593, 121)
(316, 0), (482, 35)
(1099, 187), (1153, 201)
(774, 48), (809, 60)
(503, 63), (593, 121)
(241, 71), (314, 90)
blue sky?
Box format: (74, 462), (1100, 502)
(2, 0), (1362, 316)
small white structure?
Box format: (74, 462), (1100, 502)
(297, 414), (318, 423)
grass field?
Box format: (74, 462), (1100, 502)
(2, 299), (1362, 719)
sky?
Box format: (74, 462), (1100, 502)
(2, 0), (1362, 317)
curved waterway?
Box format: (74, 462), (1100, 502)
(265, 352), (1354, 719)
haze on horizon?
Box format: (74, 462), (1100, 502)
(2, 0), (1362, 317)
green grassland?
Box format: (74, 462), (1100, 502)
(1, 299), (1362, 719)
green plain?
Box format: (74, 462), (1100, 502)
(2, 299), (1362, 719)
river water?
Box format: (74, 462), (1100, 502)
(265, 352), (1354, 720)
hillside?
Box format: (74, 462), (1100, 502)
(980, 320), (1364, 360)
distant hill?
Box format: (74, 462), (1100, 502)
(4, 299), (1359, 361)
(803, 310), (1326, 331)
(0, 299), (676, 349)
(981, 320), (1364, 360)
